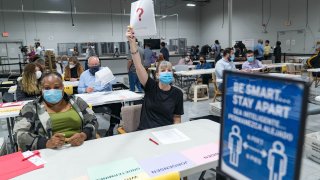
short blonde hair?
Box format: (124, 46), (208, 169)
(156, 61), (172, 73)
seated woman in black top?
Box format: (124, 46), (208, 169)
(126, 27), (184, 130)
(16, 63), (43, 101)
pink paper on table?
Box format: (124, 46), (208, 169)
(181, 142), (220, 165)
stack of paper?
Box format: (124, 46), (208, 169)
(151, 128), (190, 145)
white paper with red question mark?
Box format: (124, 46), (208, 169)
(130, 0), (157, 36)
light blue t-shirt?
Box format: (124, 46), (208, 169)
(254, 44), (264, 58)
(215, 58), (236, 80)
(78, 68), (114, 94)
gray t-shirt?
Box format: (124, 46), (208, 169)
(127, 47), (144, 72)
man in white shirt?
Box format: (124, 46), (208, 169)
(35, 42), (42, 55)
(215, 48), (237, 90)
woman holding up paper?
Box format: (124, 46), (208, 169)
(14, 73), (98, 151)
(126, 27), (184, 130)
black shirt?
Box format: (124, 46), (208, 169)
(138, 78), (184, 130)
(160, 47), (170, 61)
(70, 67), (78, 78)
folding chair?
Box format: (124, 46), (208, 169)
(286, 64), (301, 75)
(212, 72), (222, 102)
(117, 104), (142, 134)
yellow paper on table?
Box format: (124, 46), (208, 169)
(1, 81), (14, 84)
(64, 85), (73, 95)
(149, 172), (180, 180)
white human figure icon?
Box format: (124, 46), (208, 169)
(228, 125), (242, 167)
(267, 141), (288, 180)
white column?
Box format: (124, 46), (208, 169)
(228, 0), (233, 47)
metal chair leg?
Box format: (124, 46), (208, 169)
(199, 170), (207, 180)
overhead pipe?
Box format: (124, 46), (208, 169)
(0, 9), (165, 17)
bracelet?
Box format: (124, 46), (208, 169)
(131, 49), (139, 55)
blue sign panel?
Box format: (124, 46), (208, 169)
(219, 71), (308, 180)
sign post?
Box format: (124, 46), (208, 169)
(218, 71), (309, 180)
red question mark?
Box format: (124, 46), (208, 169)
(136, 8), (144, 21)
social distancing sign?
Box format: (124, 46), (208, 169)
(130, 0), (157, 36)
(218, 71), (309, 180)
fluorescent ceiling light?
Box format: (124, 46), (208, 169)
(187, 3), (196, 7)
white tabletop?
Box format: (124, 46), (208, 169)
(0, 101), (31, 119)
(14, 119), (221, 179)
(148, 65), (196, 71)
(266, 63), (303, 69)
(8, 85), (17, 94)
(175, 68), (215, 76)
(63, 81), (79, 87)
(75, 90), (144, 106)
(267, 73), (306, 79)
(307, 68), (320, 72)
(194, 59), (215, 63)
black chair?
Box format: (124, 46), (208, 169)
(2, 92), (14, 103)
(112, 82), (129, 91)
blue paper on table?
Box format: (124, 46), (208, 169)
(219, 71), (308, 180)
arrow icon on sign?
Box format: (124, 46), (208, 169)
(243, 141), (267, 158)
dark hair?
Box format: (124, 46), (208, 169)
(35, 58), (45, 65)
(41, 72), (63, 84)
(223, 48), (232, 56)
(199, 55), (206, 61)
(265, 40), (270, 44)
(34, 62), (44, 72)
(246, 50), (254, 55)
(161, 42), (166, 47)
(215, 40), (220, 44)
(276, 41), (281, 46)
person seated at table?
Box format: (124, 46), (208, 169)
(242, 50), (266, 71)
(14, 73), (98, 151)
(156, 53), (165, 67)
(78, 56), (122, 136)
(196, 56), (212, 85)
(16, 63), (43, 101)
(177, 53), (193, 65)
(64, 56), (84, 81)
(126, 27), (184, 130)
(215, 49), (224, 63)
(215, 48), (237, 90)
(307, 44), (320, 77)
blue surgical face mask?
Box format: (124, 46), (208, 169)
(230, 55), (235, 61)
(89, 66), (100, 76)
(247, 57), (254, 62)
(43, 89), (63, 104)
(159, 72), (173, 85)
(62, 61), (68, 66)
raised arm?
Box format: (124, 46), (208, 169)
(126, 27), (148, 87)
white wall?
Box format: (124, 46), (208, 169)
(0, 0), (201, 50)
(200, 0), (320, 53)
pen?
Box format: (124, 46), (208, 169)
(149, 138), (159, 145)
(22, 151), (40, 161)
